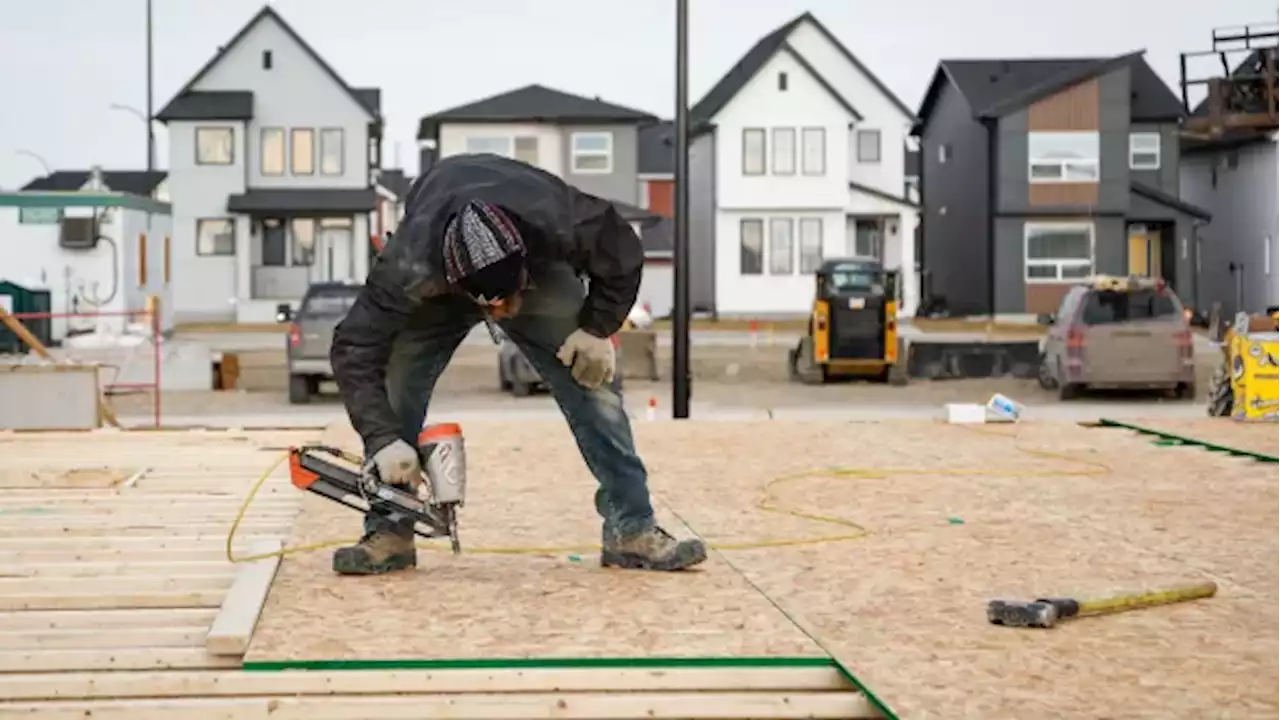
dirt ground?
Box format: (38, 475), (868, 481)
(106, 342), (1215, 419)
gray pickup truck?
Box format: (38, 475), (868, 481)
(278, 281), (361, 404)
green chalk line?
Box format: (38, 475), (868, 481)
(1095, 418), (1278, 463)
(242, 655), (833, 672)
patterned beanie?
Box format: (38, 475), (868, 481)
(443, 199), (526, 301)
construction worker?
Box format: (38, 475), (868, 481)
(327, 152), (707, 575)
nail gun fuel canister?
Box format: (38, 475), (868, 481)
(417, 423), (467, 506)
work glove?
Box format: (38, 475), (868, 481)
(556, 328), (615, 389)
(371, 439), (422, 488)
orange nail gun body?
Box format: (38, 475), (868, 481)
(288, 423), (467, 553)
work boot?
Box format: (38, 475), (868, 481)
(332, 530), (416, 575)
(601, 526), (707, 571)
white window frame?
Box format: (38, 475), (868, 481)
(195, 217), (235, 256)
(768, 218), (794, 275)
(798, 217), (823, 274)
(1024, 222), (1095, 282)
(801, 127), (825, 175)
(740, 218), (764, 275)
(856, 129), (881, 163)
(742, 128), (766, 176)
(570, 132), (613, 174)
(771, 128), (795, 175)
(465, 136), (513, 156)
(1128, 132), (1161, 170)
(195, 126), (234, 166)
(1028, 131), (1100, 183)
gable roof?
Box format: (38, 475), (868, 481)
(690, 12), (910, 126)
(375, 168), (412, 199)
(21, 170), (167, 196)
(915, 51), (1185, 130)
(155, 5), (379, 123)
(417, 84), (656, 139)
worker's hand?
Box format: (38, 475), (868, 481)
(555, 328), (615, 389)
(371, 439), (422, 488)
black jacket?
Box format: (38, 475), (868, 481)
(330, 153), (645, 454)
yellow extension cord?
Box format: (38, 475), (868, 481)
(224, 424), (1114, 564)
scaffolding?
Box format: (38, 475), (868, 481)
(1179, 22), (1279, 135)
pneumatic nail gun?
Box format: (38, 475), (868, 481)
(288, 423), (467, 553)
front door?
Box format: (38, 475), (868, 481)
(1127, 224), (1161, 277)
(317, 218), (354, 282)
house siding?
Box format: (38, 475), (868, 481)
(645, 179), (674, 217)
(919, 80), (990, 315)
(1181, 139), (1280, 316)
(689, 132), (717, 313)
(1130, 122), (1180, 195)
(560, 124), (640, 205)
(190, 15), (371, 190)
(166, 120), (248, 321)
(994, 216), (1128, 314)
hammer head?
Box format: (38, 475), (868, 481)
(987, 599), (1058, 628)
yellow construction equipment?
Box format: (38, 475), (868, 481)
(789, 258), (905, 385)
(1207, 309), (1279, 419)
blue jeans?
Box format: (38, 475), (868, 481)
(363, 262), (657, 542)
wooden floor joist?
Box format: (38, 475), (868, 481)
(206, 539), (282, 656)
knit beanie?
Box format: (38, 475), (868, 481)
(442, 199), (526, 301)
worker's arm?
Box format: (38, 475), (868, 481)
(568, 191), (644, 338)
(329, 236), (421, 457)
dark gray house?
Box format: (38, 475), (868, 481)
(1179, 47), (1279, 319)
(912, 51), (1214, 317)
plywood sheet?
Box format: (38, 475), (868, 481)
(248, 419), (1278, 719)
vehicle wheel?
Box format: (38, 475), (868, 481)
(1176, 382), (1196, 400)
(511, 380), (533, 397)
(306, 375), (321, 395)
(790, 338), (825, 385)
(1058, 382), (1083, 400)
(1207, 370), (1233, 416)
(498, 360), (512, 391)
(1037, 353), (1059, 390)
(288, 374), (311, 405)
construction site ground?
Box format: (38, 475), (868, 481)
(0, 415), (1274, 718)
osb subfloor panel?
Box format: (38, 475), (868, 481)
(1116, 417), (1278, 457)
(248, 419), (1279, 719)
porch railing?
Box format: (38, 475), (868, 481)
(251, 266), (311, 300)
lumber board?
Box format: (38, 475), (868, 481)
(0, 625), (210, 649)
(0, 535), (278, 550)
(0, 589), (225, 611)
(0, 666), (852, 700)
(206, 539), (282, 656)
(0, 575), (231, 594)
(0, 608), (218, 630)
(0, 468), (134, 489)
(0, 561), (235, 578)
(0, 524), (285, 538)
(0, 548), (238, 564)
(0, 691), (873, 719)
(0, 647), (242, 672)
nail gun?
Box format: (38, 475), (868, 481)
(288, 423), (467, 553)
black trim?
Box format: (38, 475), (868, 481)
(155, 91), (253, 122)
(847, 181), (919, 209)
(20, 170), (167, 196)
(227, 188), (378, 215)
(984, 119), (997, 316)
(1130, 181), (1213, 221)
(155, 6), (379, 123)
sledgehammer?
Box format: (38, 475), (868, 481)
(987, 580), (1218, 629)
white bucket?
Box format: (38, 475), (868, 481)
(985, 393), (1025, 422)
(945, 403), (987, 424)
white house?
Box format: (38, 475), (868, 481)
(155, 5), (384, 324)
(687, 12), (922, 318)
(0, 174), (175, 343)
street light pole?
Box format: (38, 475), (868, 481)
(672, 0), (691, 419)
(145, 0), (155, 171)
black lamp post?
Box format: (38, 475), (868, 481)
(672, 0), (691, 418)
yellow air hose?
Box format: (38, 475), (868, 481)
(224, 424), (1112, 564)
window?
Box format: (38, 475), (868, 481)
(938, 143), (951, 163)
(320, 128), (344, 175)
(465, 136), (511, 156)
(196, 218), (235, 256)
(742, 128), (765, 175)
(290, 218), (316, 266)
(1129, 132), (1160, 170)
(163, 235), (171, 284)
(262, 50), (272, 69)
(514, 136), (539, 164)
(137, 233), (148, 287)
(772, 128), (795, 175)
(777, 72), (788, 91)
(195, 127), (233, 165)
(740, 219), (763, 275)
(1028, 131), (1099, 182)
(856, 129), (881, 163)
(570, 132), (612, 173)
(853, 219), (881, 258)
(1025, 223), (1094, 281)
(768, 218), (794, 275)
(801, 128), (825, 175)
(1080, 287), (1180, 325)
(291, 128), (315, 175)
(799, 218), (823, 273)
(260, 127), (285, 175)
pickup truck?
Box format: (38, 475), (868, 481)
(278, 281), (361, 404)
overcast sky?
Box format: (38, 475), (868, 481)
(1, 0), (1274, 189)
